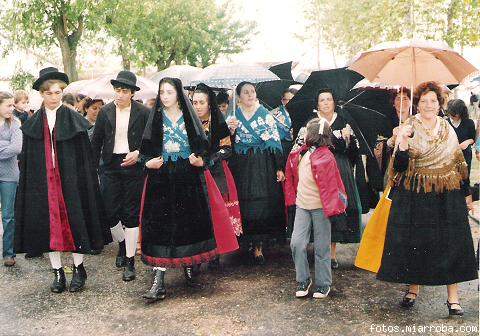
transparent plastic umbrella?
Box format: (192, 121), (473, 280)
(189, 63), (280, 89)
(67, 74), (158, 101)
(149, 65), (203, 86)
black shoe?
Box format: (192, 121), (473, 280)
(122, 257), (136, 282)
(331, 259), (339, 269)
(25, 252), (43, 259)
(115, 241), (126, 268)
(400, 291), (417, 308)
(69, 263), (87, 292)
(254, 254), (266, 265)
(50, 268), (66, 293)
(208, 257), (220, 270)
(143, 269), (166, 301)
(446, 301), (464, 316)
(295, 279), (312, 298)
(184, 266), (203, 288)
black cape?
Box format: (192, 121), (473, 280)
(15, 105), (106, 255)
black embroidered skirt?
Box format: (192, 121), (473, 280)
(141, 159), (217, 268)
(229, 149), (286, 246)
(331, 153), (362, 243)
(377, 184), (478, 285)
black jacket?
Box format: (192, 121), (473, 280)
(91, 100), (150, 167)
(15, 105), (106, 254)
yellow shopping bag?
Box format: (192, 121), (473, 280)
(354, 186), (392, 273)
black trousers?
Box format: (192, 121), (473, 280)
(101, 154), (144, 229)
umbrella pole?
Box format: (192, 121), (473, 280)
(232, 86), (236, 117)
(410, 83), (414, 116)
(399, 87), (403, 124)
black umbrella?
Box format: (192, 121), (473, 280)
(287, 67), (363, 139)
(256, 79), (298, 109)
(338, 104), (389, 155)
(286, 67), (392, 157)
(268, 61), (294, 81)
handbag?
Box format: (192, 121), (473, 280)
(354, 186), (392, 273)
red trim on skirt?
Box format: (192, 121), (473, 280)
(142, 249), (218, 268)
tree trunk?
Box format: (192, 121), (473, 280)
(122, 57), (131, 71)
(52, 10), (84, 82)
(58, 38), (79, 82)
(445, 0), (458, 48)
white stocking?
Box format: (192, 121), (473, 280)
(125, 227), (139, 258)
(48, 252), (62, 269)
(110, 222), (125, 243)
(72, 253), (84, 267)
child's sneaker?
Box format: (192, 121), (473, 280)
(295, 279), (312, 298)
(313, 285), (330, 299)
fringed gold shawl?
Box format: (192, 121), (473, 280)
(389, 116), (468, 193)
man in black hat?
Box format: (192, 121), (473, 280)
(91, 70), (150, 282)
(15, 67), (106, 293)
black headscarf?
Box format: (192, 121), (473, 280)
(194, 83), (230, 151)
(141, 77), (208, 158)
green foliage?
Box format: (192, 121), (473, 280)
(101, 0), (256, 70)
(1, 0), (108, 81)
(303, 0), (480, 59)
(10, 68), (35, 91)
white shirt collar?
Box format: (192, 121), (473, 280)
(115, 102), (132, 113)
(45, 103), (62, 114)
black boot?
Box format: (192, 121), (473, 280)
(50, 268), (66, 293)
(143, 269), (166, 301)
(122, 257), (136, 282)
(184, 266), (203, 289)
(115, 240), (126, 268)
(207, 257), (220, 270)
(69, 263), (87, 292)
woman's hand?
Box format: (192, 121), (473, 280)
(227, 117), (239, 134)
(189, 153), (204, 167)
(459, 140), (473, 150)
(396, 124), (413, 150)
(146, 157), (164, 169)
(341, 127), (351, 141)
(276, 170), (285, 182)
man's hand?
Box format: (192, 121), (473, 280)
(121, 150), (140, 167)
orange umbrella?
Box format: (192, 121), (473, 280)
(348, 40), (478, 88)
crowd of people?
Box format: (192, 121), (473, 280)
(0, 66), (478, 316)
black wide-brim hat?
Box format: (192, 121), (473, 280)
(32, 67), (70, 91)
(110, 70), (141, 91)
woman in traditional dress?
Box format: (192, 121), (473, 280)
(192, 83), (242, 268)
(377, 82), (478, 316)
(227, 81), (286, 265)
(293, 88), (362, 269)
(139, 77), (237, 302)
(446, 99), (476, 210)
(270, 88), (296, 164)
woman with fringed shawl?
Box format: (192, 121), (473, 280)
(227, 81), (286, 265)
(377, 82), (477, 316)
(139, 78), (238, 302)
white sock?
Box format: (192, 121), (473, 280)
(72, 253), (84, 266)
(125, 227), (139, 258)
(110, 222), (125, 243)
(49, 252), (62, 269)
(153, 267), (166, 271)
